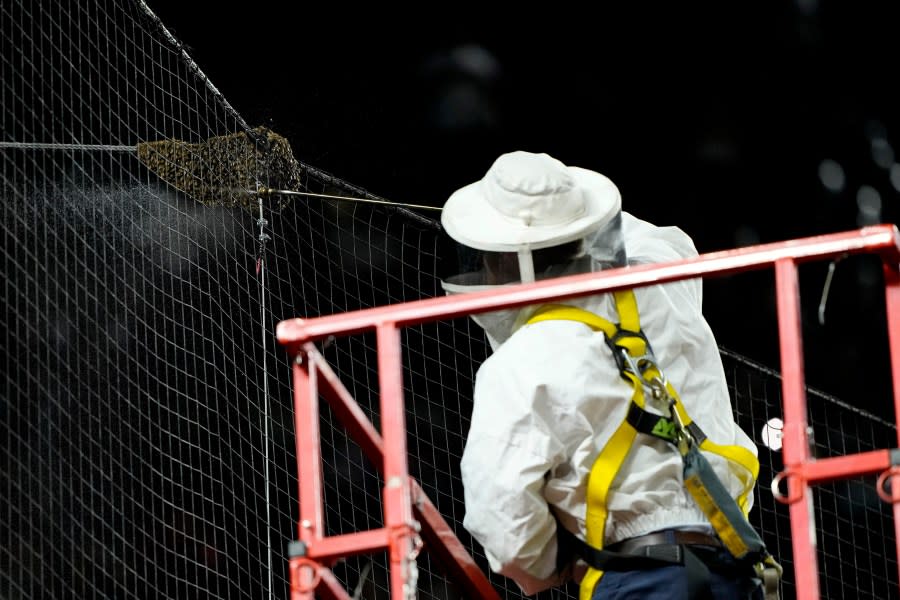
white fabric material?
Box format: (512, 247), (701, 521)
(459, 213), (758, 595)
(441, 254), (594, 351)
(441, 151), (621, 252)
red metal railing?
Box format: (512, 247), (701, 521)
(277, 224), (900, 600)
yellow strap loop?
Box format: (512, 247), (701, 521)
(527, 303), (619, 338)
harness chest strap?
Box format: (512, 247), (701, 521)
(524, 290), (774, 600)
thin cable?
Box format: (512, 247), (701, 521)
(818, 254), (846, 325)
(256, 190), (275, 600)
(351, 561), (373, 600)
(259, 188), (442, 212)
(0, 141), (135, 151)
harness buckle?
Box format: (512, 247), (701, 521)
(667, 395), (695, 453)
(615, 344), (674, 413)
(614, 340), (696, 454)
(613, 344), (665, 389)
(647, 375), (670, 403)
(606, 329), (653, 375)
(616, 348), (652, 378)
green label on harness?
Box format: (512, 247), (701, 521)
(651, 417), (677, 441)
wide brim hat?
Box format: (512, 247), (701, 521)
(441, 151), (622, 252)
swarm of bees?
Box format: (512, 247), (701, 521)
(136, 126), (304, 210)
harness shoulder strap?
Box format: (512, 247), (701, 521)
(527, 294), (645, 600)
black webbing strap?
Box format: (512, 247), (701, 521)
(556, 525), (712, 597)
(556, 524), (683, 572)
(626, 402), (707, 446)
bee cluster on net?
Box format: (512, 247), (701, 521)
(136, 126), (304, 210)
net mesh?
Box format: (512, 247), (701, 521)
(1, 2), (897, 599)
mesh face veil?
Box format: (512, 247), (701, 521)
(441, 212), (625, 290)
(439, 151), (624, 349)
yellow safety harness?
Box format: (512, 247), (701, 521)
(525, 289), (782, 600)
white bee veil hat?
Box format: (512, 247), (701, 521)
(440, 151), (622, 252)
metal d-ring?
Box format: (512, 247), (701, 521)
(290, 557), (322, 594)
(876, 466), (900, 504)
(770, 468), (804, 504)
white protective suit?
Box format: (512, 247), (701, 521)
(459, 212), (758, 595)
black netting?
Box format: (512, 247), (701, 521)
(722, 349), (899, 600)
(2, 2), (898, 600)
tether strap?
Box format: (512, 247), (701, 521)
(627, 400), (778, 573)
(683, 445), (783, 600)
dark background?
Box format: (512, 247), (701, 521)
(146, 1), (900, 411)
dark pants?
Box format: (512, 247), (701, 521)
(590, 547), (765, 600)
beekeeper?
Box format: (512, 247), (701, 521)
(441, 151), (773, 600)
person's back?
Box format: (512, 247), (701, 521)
(461, 212), (757, 593)
(441, 151), (772, 599)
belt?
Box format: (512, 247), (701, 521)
(607, 530), (723, 555)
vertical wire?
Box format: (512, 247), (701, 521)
(256, 185), (274, 599)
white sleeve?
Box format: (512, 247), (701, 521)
(622, 211), (704, 309)
(621, 211), (699, 263)
(460, 357), (566, 595)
